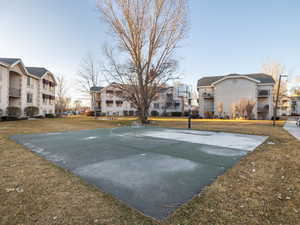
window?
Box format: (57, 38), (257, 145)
(258, 90), (269, 97)
(106, 90), (114, 95)
(27, 77), (31, 87)
(174, 102), (180, 108)
(27, 93), (33, 103)
(154, 103), (159, 109)
(115, 91), (122, 96)
(43, 95), (47, 104)
(106, 100), (113, 107)
(116, 101), (123, 107)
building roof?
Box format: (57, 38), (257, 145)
(198, 73), (275, 87)
(158, 87), (173, 93)
(26, 67), (49, 78)
(0, 57), (21, 66)
(90, 86), (104, 92)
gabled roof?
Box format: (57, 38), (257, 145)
(158, 87), (173, 93)
(26, 67), (49, 78)
(0, 57), (21, 66)
(198, 73), (275, 87)
(90, 86), (104, 92)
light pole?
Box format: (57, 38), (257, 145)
(188, 96), (192, 129)
(273, 74), (288, 126)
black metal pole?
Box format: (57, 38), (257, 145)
(273, 75), (284, 126)
(188, 98), (192, 129)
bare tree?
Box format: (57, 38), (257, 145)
(235, 99), (248, 119)
(261, 61), (287, 103)
(55, 74), (70, 114)
(97, 0), (188, 123)
(77, 54), (102, 94)
(77, 54), (103, 117)
(230, 103), (238, 119)
(216, 102), (223, 118)
(291, 76), (300, 95)
(245, 100), (256, 119)
(74, 100), (82, 112)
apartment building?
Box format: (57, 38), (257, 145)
(90, 83), (189, 116)
(197, 73), (275, 119)
(278, 95), (291, 116)
(291, 96), (300, 115)
(0, 58), (56, 117)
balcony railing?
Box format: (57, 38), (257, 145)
(258, 90), (269, 98)
(9, 88), (21, 97)
(202, 92), (214, 99)
(257, 104), (269, 113)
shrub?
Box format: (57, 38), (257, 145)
(85, 111), (101, 117)
(33, 115), (45, 119)
(151, 111), (159, 116)
(6, 106), (21, 117)
(170, 112), (182, 117)
(271, 116), (280, 121)
(204, 111), (214, 119)
(1, 116), (19, 121)
(45, 113), (55, 118)
(0, 109), (3, 117)
(24, 106), (39, 117)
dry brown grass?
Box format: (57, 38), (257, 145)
(1, 117), (300, 225)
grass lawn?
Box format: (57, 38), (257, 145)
(0, 117), (299, 225)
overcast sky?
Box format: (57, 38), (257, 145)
(1, 0), (299, 102)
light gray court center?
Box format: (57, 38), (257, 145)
(11, 127), (267, 220)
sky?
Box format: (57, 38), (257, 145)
(0, 0), (300, 102)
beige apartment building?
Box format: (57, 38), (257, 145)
(197, 73), (275, 119)
(90, 83), (189, 116)
(0, 58), (56, 117)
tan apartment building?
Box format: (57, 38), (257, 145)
(0, 58), (56, 117)
(197, 73), (275, 119)
(90, 83), (189, 116)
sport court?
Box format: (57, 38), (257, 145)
(11, 127), (267, 219)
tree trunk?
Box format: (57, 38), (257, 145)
(138, 106), (149, 124)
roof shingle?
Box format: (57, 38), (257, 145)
(26, 67), (49, 78)
(0, 58), (21, 66)
(198, 73), (275, 86)
(90, 86), (104, 92)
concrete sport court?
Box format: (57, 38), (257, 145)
(11, 127), (267, 220)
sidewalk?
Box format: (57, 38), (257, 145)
(284, 120), (300, 140)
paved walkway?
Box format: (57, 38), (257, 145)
(284, 120), (300, 140)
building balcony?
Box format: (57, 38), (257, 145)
(257, 104), (269, 113)
(257, 90), (269, 98)
(9, 88), (21, 97)
(202, 92), (214, 99)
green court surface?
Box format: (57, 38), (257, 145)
(11, 126), (267, 220)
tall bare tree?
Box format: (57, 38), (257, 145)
(245, 99), (256, 119)
(261, 61), (287, 103)
(77, 54), (102, 116)
(97, 0), (188, 123)
(55, 74), (70, 114)
(77, 54), (102, 94)
(216, 102), (223, 118)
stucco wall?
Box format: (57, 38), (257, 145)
(97, 85), (183, 116)
(214, 78), (258, 117)
(198, 87), (214, 116)
(39, 73), (55, 115)
(0, 66), (9, 114)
